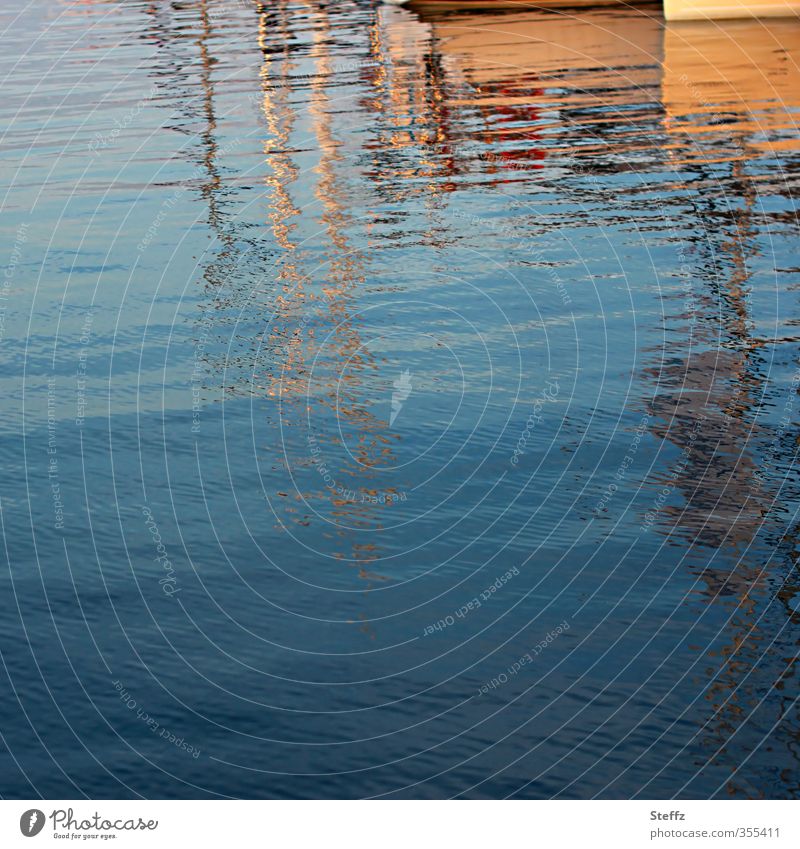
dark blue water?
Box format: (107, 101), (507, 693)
(1, 0), (799, 798)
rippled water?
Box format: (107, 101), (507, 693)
(1, 0), (799, 799)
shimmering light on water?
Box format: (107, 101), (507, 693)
(1, 0), (799, 798)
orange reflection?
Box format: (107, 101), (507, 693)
(394, 7), (663, 173)
(663, 18), (800, 164)
(257, 0), (406, 591)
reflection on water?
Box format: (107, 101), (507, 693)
(1, 0), (799, 798)
(663, 19), (800, 162)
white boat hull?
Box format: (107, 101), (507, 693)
(664, 0), (800, 18)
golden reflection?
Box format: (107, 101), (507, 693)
(258, 6), (302, 255)
(256, 1), (309, 405)
(393, 7), (663, 171)
(364, 5), (455, 198)
(663, 18), (800, 164)
(258, 0), (406, 586)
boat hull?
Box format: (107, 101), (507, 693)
(402, 0), (633, 11)
(664, 0), (800, 18)
(396, 0), (800, 18)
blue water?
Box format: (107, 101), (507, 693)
(1, 0), (799, 798)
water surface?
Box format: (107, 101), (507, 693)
(1, 0), (800, 798)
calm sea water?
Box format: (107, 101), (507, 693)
(1, 0), (799, 799)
